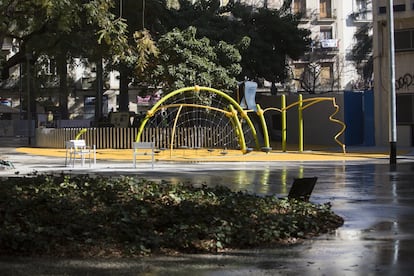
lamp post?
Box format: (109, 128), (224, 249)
(142, 0), (145, 29)
(387, 0), (397, 165)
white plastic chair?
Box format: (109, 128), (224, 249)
(65, 139), (96, 167)
(132, 142), (155, 169)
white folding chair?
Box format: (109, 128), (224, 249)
(132, 142), (155, 169)
(65, 139), (96, 167)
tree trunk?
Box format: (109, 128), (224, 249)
(57, 56), (69, 119)
(25, 53), (35, 145)
(119, 64), (129, 112)
(95, 58), (104, 123)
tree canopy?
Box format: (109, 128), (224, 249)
(0, 0), (130, 78)
(147, 26), (241, 91)
(1, 0), (311, 116)
(1, 0), (310, 85)
(166, 0), (311, 83)
(236, 6), (310, 82)
(349, 22), (373, 90)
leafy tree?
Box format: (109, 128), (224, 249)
(236, 6), (311, 83)
(112, 0), (166, 111)
(166, 0), (242, 43)
(147, 27), (241, 92)
(165, 0), (310, 86)
(1, 0), (310, 118)
(133, 30), (160, 78)
(349, 22), (373, 90)
(0, 0), (129, 77)
(347, 0), (372, 90)
(0, 0), (130, 119)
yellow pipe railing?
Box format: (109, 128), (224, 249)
(298, 94), (304, 152)
(295, 96), (346, 153)
(281, 95), (287, 152)
(263, 95), (346, 153)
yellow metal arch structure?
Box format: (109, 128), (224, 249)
(135, 86), (260, 153)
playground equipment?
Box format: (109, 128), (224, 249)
(135, 86), (346, 154)
(262, 94), (346, 153)
(136, 86), (260, 154)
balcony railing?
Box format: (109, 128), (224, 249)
(320, 39), (338, 49)
(351, 10), (372, 22)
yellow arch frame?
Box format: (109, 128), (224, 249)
(135, 86), (260, 153)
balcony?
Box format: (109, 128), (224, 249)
(350, 9), (372, 24)
(316, 12), (336, 25)
(320, 39), (338, 49)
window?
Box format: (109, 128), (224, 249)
(320, 0), (332, 18)
(320, 28), (337, 48)
(293, 0), (306, 15)
(45, 59), (56, 75)
(37, 57), (57, 76)
(84, 96), (95, 120)
(320, 28), (333, 40)
(355, 0), (371, 20)
(84, 96), (96, 106)
(394, 4), (406, 12)
(320, 64), (333, 86)
(379, 4), (407, 14)
(395, 30), (414, 51)
(356, 0), (367, 11)
(397, 95), (414, 124)
(1, 37), (12, 50)
(293, 66), (305, 90)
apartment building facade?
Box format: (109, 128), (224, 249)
(286, 0), (372, 93)
(373, 0), (414, 147)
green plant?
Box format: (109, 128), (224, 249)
(0, 174), (344, 257)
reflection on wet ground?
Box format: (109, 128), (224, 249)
(134, 160), (414, 274)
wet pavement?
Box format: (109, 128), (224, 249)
(1, 138), (414, 275)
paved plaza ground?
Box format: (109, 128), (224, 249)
(1, 138), (414, 275)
